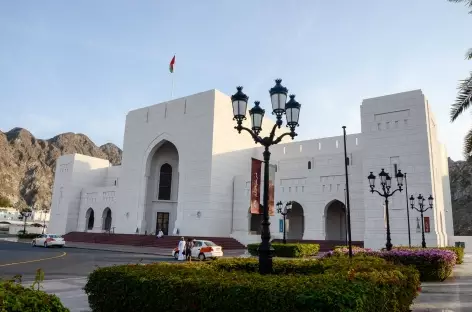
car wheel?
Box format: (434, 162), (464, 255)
(59, 245), (64, 248)
(32, 241), (36, 247)
(198, 253), (206, 261)
(44, 242), (48, 248)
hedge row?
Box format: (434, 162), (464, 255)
(329, 247), (457, 281)
(247, 243), (319, 257)
(17, 233), (40, 239)
(0, 280), (69, 312)
(85, 256), (420, 312)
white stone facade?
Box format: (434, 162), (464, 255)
(48, 89), (454, 250)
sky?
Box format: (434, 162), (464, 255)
(0, 1), (471, 161)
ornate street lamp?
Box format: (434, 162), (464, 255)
(20, 208), (32, 234)
(276, 201), (292, 244)
(231, 79), (301, 274)
(367, 168), (404, 251)
(410, 194), (434, 248)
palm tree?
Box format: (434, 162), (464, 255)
(449, 0), (472, 158)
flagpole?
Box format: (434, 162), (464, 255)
(171, 74), (174, 100)
(171, 53), (175, 100)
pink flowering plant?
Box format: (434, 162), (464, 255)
(325, 247), (456, 282)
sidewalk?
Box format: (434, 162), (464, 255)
(412, 254), (472, 311)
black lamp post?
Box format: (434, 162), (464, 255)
(20, 209), (32, 234)
(367, 169), (404, 251)
(276, 201), (292, 244)
(231, 79), (301, 274)
(410, 194), (434, 248)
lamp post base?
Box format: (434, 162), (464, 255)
(386, 242), (393, 251)
(258, 240), (274, 274)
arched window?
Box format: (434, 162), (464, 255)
(102, 208), (112, 231)
(86, 208), (94, 230)
(308, 161), (312, 170)
(158, 163), (173, 200)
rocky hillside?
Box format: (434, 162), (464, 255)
(0, 128), (122, 210)
(449, 158), (472, 235)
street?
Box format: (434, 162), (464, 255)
(0, 241), (173, 311)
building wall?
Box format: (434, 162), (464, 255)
(115, 90), (216, 235)
(360, 90), (450, 249)
(47, 88), (454, 250)
(48, 154), (111, 235)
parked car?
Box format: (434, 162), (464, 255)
(172, 240), (223, 260)
(32, 234), (65, 248)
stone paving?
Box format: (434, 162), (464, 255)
(412, 254), (472, 311)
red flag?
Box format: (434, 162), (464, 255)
(169, 55), (175, 73)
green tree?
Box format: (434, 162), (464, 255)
(0, 195), (12, 207)
(449, 1), (472, 158)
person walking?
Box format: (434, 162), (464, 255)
(177, 237), (186, 261)
(185, 238), (194, 262)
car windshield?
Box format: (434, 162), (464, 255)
(49, 235), (62, 238)
(203, 241), (217, 246)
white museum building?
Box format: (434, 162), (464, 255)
(48, 87), (454, 250)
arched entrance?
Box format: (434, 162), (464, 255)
(287, 201), (304, 240)
(248, 206), (262, 235)
(85, 208), (94, 231)
(102, 208), (112, 231)
(144, 140), (179, 235)
(325, 200), (347, 241)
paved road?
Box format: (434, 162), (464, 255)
(0, 241), (173, 311)
(0, 241), (171, 281)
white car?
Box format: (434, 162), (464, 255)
(172, 240), (223, 260)
(32, 234), (65, 248)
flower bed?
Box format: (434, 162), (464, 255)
(390, 246), (465, 265)
(327, 247), (457, 281)
(247, 242), (319, 258)
(85, 257), (420, 312)
(0, 279), (69, 312)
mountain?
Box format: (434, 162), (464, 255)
(0, 127), (122, 210)
(448, 158), (472, 235)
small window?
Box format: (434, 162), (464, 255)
(281, 187), (284, 192)
(346, 157), (350, 166)
(377, 123), (381, 130)
(158, 163), (173, 200)
(299, 145), (303, 152)
(394, 164), (398, 175)
(288, 187), (291, 193)
(395, 121), (399, 128)
(329, 184), (332, 192)
(308, 161), (312, 170)
(355, 137), (358, 145)
(283, 147), (286, 154)
(318, 142), (321, 150)
(336, 140), (339, 148)
(404, 119), (408, 125)
(322, 185), (325, 192)
(386, 122), (390, 129)
(275, 165), (277, 173)
(301, 186), (304, 192)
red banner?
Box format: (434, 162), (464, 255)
(268, 164), (276, 216)
(424, 217), (430, 233)
(250, 158), (262, 214)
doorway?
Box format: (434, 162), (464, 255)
(156, 212), (170, 235)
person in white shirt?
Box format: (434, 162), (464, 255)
(156, 230), (164, 238)
(177, 237), (186, 261)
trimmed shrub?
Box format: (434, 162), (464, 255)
(17, 233), (40, 239)
(247, 242), (319, 257)
(85, 260), (420, 312)
(326, 247), (457, 281)
(0, 280), (69, 312)
(391, 246), (465, 265)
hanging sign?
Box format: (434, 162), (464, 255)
(424, 217), (430, 233)
(250, 158), (262, 214)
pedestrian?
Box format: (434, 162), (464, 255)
(177, 237), (186, 261)
(156, 229), (164, 238)
(186, 238), (194, 262)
